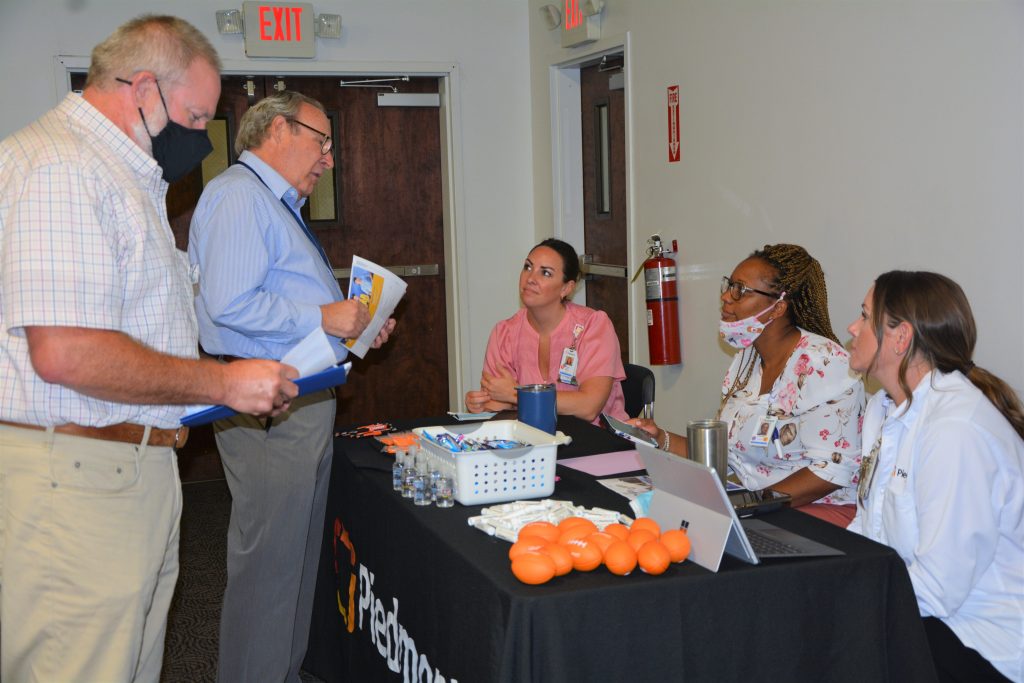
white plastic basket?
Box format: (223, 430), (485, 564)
(412, 420), (558, 505)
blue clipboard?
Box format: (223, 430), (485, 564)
(180, 363), (349, 427)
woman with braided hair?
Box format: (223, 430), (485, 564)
(847, 271), (1022, 682)
(632, 244), (864, 526)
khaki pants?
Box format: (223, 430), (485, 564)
(0, 424), (182, 683)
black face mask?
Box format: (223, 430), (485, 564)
(119, 77), (213, 182)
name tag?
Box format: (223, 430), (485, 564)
(750, 415), (777, 447)
(558, 347), (579, 385)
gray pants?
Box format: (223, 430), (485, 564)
(213, 389), (335, 683)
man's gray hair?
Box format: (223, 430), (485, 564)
(234, 91), (326, 155)
(86, 15), (221, 89)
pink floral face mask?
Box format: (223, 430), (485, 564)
(718, 293), (786, 349)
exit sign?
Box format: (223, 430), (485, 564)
(243, 1), (315, 58)
(562, 0), (600, 48)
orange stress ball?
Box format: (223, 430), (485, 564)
(518, 521), (560, 544)
(586, 531), (617, 555)
(603, 540), (638, 576)
(660, 529), (691, 563)
(626, 529), (658, 552)
(564, 538), (603, 571)
(508, 535), (548, 561)
(630, 517), (662, 537)
(557, 517), (598, 535)
(603, 523), (630, 541)
(637, 540), (672, 575)
(511, 552), (557, 585)
(542, 543), (574, 576)
(558, 524), (595, 546)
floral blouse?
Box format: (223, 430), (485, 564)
(720, 330), (865, 504)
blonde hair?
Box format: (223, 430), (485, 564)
(86, 15), (221, 89)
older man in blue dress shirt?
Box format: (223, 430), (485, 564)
(189, 90), (395, 683)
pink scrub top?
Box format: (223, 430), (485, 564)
(482, 302), (628, 423)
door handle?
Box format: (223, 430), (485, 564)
(579, 254), (627, 279)
(333, 264), (439, 280)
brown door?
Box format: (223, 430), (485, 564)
(580, 57), (628, 366)
(261, 76), (448, 427)
(158, 75), (449, 478)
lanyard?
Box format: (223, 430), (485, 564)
(569, 323), (585, 351)
(857, 431), (883, 506)
(237, 161), (333, 271)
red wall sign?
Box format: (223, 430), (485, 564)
(564, 0), (583, 30)
(561, 0), (599, 47)
(667, 85), (680, 163)
(242, 1), (315, 58)
(259, 5), (304, 41)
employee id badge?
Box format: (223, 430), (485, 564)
(750, 415), (777, 447)
(558, 347), (579, 385)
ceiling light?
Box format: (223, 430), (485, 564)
(315, 13), (342, 38)
(215, 9), (243, 34)
(540, 4), (561, 31)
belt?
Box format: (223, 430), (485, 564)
(199, 346), (246, 364)
(0, 420), (189, 449)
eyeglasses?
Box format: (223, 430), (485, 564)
(286, 118), (333, 155)
(721, 276), (779, 301)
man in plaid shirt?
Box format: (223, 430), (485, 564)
(0, 15), (298, 683)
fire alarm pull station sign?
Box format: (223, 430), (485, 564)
(243, 1), (315, 58)
(667, 85), (680, 163)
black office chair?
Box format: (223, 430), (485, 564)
(621, 363), (655, 419)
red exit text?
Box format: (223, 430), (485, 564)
(564, 0), (584, 30)
(259, 5), (304, 41)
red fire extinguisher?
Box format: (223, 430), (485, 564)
(638, 235), (681, 365)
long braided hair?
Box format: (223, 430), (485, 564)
(720, 244), (839, 413)
(750, 244), (839, 343)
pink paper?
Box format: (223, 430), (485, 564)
(559, 449), (643, 476)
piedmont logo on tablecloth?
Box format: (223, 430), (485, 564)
(333, 519), (358, 632)
(333, 516), (457, 683)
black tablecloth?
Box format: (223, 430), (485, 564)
(304, 416), (937, 682)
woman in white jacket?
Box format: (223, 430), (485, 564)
(847, 270), (1023, 683)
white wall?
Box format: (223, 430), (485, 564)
(0, 0), (536, 404)
(529, 0), (1024, 436)
(5, 1), (1023, 422)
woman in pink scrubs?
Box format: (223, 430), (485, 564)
(464, 239), (627, 424)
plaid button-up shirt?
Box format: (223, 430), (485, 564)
(0, 93), (198, 428)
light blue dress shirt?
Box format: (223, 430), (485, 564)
(188, 150), (347, 362)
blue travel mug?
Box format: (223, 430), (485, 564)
(516, 383), (557, 434)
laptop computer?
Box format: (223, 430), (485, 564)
(635, 442), (844, 572)
(600, 413), (792, 516)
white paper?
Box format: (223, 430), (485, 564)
(345, 255), (408, 358)
(596, 475), (653, 501)
(559, 450), (643, 476)
(183, 328), (339, 421)
(281, 327), (337, 376)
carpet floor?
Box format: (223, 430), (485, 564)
(162, 479), (325, 683)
